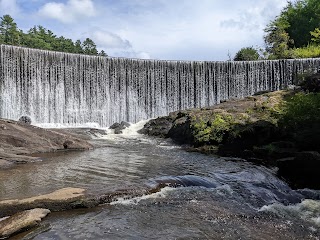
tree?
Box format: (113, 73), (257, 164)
(74, 40), (83, 54)
(98, 50), (107, 56)
(82, 38), (98, 55)
(264, 0), (320, 58)
(310, 28), (320, 44)
(234, 47), (260, 61)
(0, 14), (21, 45)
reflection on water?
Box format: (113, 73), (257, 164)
(1, 132), (320, 239)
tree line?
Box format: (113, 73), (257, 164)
(234, 0), (320, 61)
(0, 14), (107, 56)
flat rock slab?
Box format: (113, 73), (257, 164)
(0, 119), (93, 169)
(0, 208), (50, 239)
(0, 188), (97, 218)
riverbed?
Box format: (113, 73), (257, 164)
(1, 123), (319, 239)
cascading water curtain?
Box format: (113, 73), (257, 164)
(1, 44), (320, 127)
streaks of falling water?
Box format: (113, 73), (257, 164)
(0, 45), (320, 127)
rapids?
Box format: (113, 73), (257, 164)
(0, 123), (319, 239)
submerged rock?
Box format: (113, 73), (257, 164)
(0, 208), (50, 239)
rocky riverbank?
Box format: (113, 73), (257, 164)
(139, 89), (320, 190)
(0, 119), (93, 169)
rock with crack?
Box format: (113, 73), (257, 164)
(0, 208), (50, 239)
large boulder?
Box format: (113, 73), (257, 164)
(0, 208), (50, 239)
(277, 151), (320, 189)
(138, 115), (176, 137)
(300, 73), (320, 92)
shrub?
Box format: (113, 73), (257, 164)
(279, 93), (320, 130)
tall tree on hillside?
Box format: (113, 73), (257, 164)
(0, 14), (21, 45)
(82, 38), (98, 55)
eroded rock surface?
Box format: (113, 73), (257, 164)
(0, 187), (97, 217)
(0, 208), (50, 239)
(0, 119), (93, 168)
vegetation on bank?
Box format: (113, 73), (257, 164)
(235, 0), (320, 60)
(0, 14), (107, 56)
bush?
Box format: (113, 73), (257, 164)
(234, 47), (260, 61)
(290, 44), (320, 58)
(279, 93), (320, 129)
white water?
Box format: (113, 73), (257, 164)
(1, 45), (320, 127)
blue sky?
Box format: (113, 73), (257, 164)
(0, 0), (290, 60)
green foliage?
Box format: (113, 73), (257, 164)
(234, 47), (260, 61)
(290, 44), (320, 58)
(279, 93), (320, 129)
(0, 14), (107, 56)
(264, 0), (320, 58)
(0, 15), (21, 45)
(310, 28), (320, 44)
(82, 38), (98, 55)
(192, 114), (234, 145)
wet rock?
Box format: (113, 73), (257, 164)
(18, 116), (32, 125)
(138, 115), (175, 137)
(0, 187), (98, 218)
(168, 114), (194, 144)
(0, 208), (50, 239)
(277, 151), (320, 189)
(109, 121), (131, 134)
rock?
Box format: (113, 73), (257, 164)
(0, 119), (93, 169)
(300, 73), (320, 92)
(277, 151), (320, 189)
(109, 122), (121, 129)
(218, 120), (279, 157)
(0, 208), (50, 239)
(109, 121), (131, 134)
(0, 187), (98, 218)
(18, 116), (32, 125)
(168, 114), (194, 144)
(138, 115), (175, 137)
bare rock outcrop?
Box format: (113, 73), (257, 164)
(0, 208), (50, 239)
(0, 119), (93, 168)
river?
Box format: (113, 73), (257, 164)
(1, 122), (319, 239)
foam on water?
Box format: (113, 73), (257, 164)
(260, 199), (320, 227)
(110, 187), (174, 206)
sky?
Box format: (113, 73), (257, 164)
(0, 0), (291, 61)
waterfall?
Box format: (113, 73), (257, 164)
(0, 45), (319, 127)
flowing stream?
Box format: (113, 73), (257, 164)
(0, 123), (319, 239)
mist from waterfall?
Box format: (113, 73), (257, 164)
(0, 45), (319, 127)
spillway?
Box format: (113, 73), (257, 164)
(0, 45), (319, 127)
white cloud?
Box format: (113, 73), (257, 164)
(92, 30), (132, 49)
(38, 0), (96, 23)
(0, 0), (19, 15)
(109, 50), (151, 59)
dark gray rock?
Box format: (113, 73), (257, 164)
(109, 121), (131, 134)
(138, 116), (175, 137)
(18, 116), (31, 125)
(277, 151), (320, 189)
